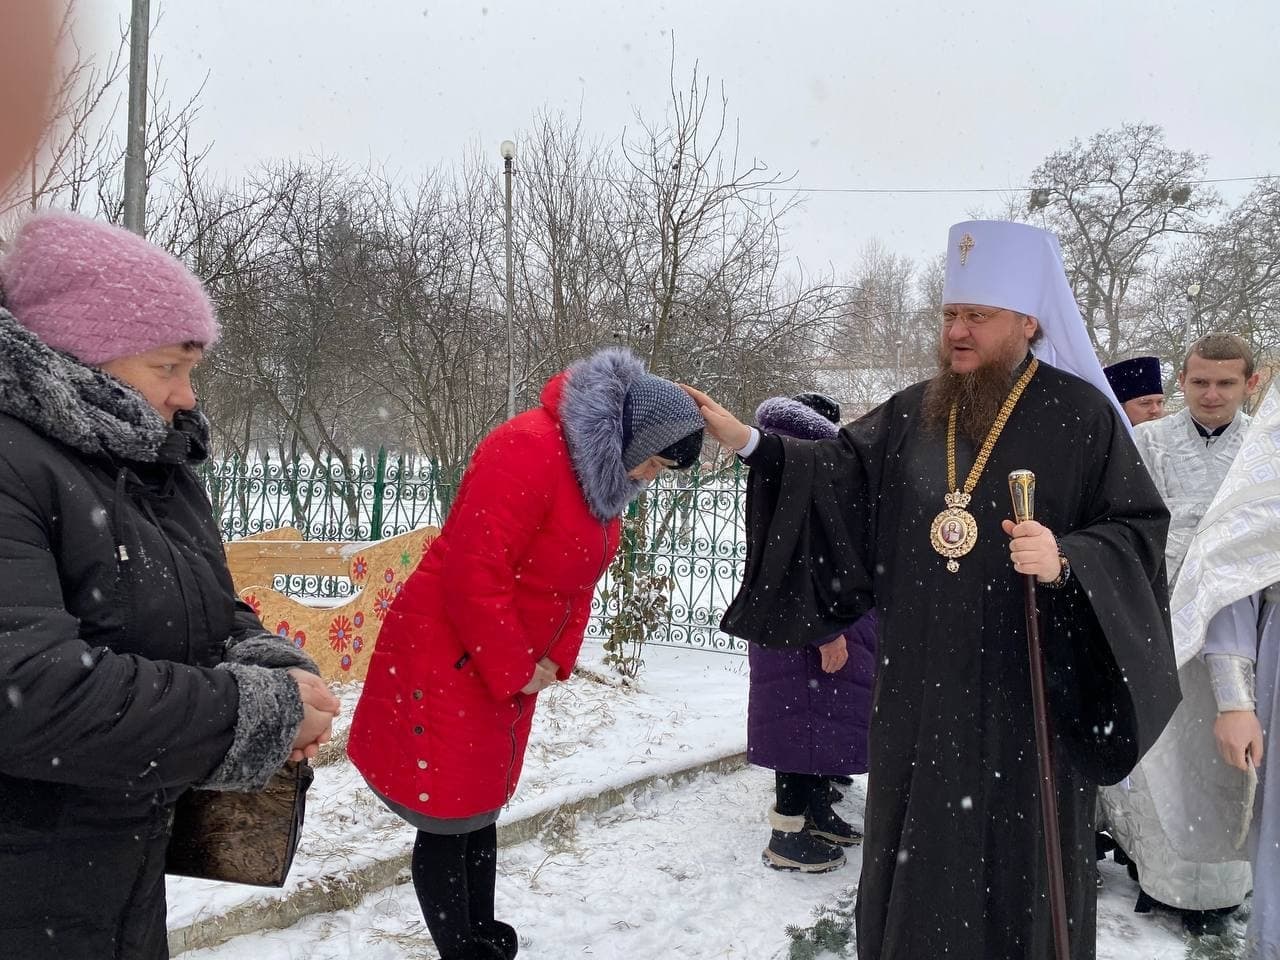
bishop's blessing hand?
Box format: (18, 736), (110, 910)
(1001, 519), (1061, 582)
(680, 385), (752, 452)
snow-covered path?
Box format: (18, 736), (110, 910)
(183, 763), (1211, 960)
(166, 645), (752, 937)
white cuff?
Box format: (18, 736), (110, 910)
(1205, 654), (1257, 713)
(736, 427), (761, 458)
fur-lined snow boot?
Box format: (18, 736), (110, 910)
(763, 807), (845, 873)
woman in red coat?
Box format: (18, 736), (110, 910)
(348, 348), (703, 960)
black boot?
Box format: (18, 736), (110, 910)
(1095, 831), (1117, 861)
(1182, 905), (1239, 937)
(763, 807), (846, 873)
(473, 920), (518, 959)
(806, 791), (863, 846)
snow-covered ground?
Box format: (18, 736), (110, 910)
(182, 764), (865, 960)
(167, 644), (750, 934)
(170, 643), (1243, 959)
(180, 762), (1218, 960)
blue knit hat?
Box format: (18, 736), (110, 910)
(620, 374), (705, 470)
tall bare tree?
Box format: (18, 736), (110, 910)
(1026, 122), (1219, 359)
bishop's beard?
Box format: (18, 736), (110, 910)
(922, 344), (1027, 444)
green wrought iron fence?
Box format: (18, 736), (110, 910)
(201, 450), (464, 599)
(200, 453), (748, 652)
(586, 462), (748, 653)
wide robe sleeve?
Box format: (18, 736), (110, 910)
(1041, 402), (1181, 785)
(720, 396), (893, 649)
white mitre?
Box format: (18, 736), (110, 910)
(942, 219), (1128, 430)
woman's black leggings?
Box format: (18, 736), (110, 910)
(411, 823), (498, 955)
(775, 771), (828, 817)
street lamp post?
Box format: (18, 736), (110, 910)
(122, 0), (151, 236)
(1181, 282), (1202, 358)
(501, 140), (516, 420)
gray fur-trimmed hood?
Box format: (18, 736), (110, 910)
(0, 305), (209, 464)
(554, 348), (647, 521)
(755, 396), (840, 442)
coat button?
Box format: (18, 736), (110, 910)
(412, 689), (423, 700)
(417, 759), (428, 770)
(418, 792), (429, 802)
(413, 725), (424, 735)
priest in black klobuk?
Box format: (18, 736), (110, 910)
(1103, 354), (1167, 426)
(685, 220), (1181, 960)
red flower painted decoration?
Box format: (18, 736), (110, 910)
(329, 615), (353, 652)
(353, 611), (365, 629)
(293, 630), (307, 649)
(340, 654), (353, 672)
(245, 594), (262, 617)
(383, 567), (395, 584)
(373, 588), (395, 620)
(275, 620), (291, 638)
(352, 556), (369, 581)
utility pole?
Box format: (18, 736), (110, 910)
(1181, 282), (1202, 359)
(501, 139), (516, 419)
(122, 0), (150, 236)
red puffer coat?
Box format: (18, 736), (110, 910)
(349, 369), (626, 818)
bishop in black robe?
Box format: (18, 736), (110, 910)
(720, 360), (1181, 959)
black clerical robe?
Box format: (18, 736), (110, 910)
(723, 362), (1180, 960)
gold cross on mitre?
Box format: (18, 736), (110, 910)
(958, 233), (976, 266)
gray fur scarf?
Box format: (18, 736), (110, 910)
(0, 306), (209, 462)
(558, 348), (647, 521)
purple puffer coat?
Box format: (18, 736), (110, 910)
(745, 396), (879, 776)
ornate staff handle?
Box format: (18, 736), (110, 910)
(1009, 469), (1035, 524)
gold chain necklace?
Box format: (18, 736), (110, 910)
(930, 358), (1039, 573)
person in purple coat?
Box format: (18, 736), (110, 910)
(748, 392), (879, 873)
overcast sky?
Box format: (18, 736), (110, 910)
(87, 0), (1280, 276)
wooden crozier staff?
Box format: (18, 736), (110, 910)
(1009, 469), (1070, 960)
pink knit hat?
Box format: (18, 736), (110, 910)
(0, 211), (218, 366)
